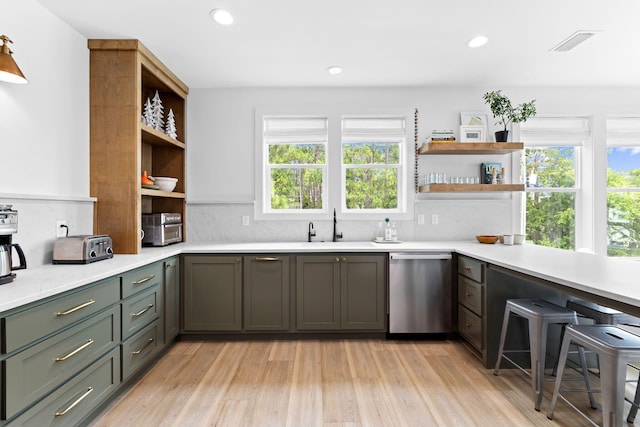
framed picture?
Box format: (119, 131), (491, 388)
(460, 125), (485, 142)
(460, 111), (489, 127)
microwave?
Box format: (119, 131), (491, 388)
(142, 213), (182, 246)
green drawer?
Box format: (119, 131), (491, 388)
(458, 274), (483, 316)
(121, 262), (163, 299)
(121, 284), (161, 340)
(458, 255), (484, 283)
(9, 347), (120, 427)
(4, 277), (119, 354)
(4, 305), (120, 420)
(121, 319), (161, 382)
(458, 305), (483, 352)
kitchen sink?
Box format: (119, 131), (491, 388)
(301, 241), (377, 248)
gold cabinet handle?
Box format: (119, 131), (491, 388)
(131, 304), (154, 318)
(342, 257), (347, 262)
(255, 257), (279, 261)
(132, 274), (155, 285)
(465, 323), (473, 329)
(55, 339), (95, 362)
(56, 299), (95, 316)
(55, 387), (94, 416)
(464, 266), (472, 271)
(465, 292), (472, 297)
(132, 338), (154, 355)
(165, 262), (173, 268)
(335, 258), (340, 262)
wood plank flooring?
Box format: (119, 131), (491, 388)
(90, 339), (640, 426)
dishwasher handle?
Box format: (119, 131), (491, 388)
(389, 253), (452, 260)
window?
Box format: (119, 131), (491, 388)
(606, 117), (640, 257)
(261, 117), (327, 213)
(520, 117), (589, 250)
(341, 117), (406, 213)
(257, 111), (412, 219)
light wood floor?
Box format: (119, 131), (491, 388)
(90, 338), (640, 426)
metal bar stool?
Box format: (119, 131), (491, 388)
(566, 299), (640, 423)
(494, 298), (594, 411)
(548, 324), (640, 427)
(567, 299), (640, 326)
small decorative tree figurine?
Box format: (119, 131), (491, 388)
(142, 97), (154, 128)
(483, 90), (536, 142)
(165, 108), (177, 139)
(151, 90), (164, 131)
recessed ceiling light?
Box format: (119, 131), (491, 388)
(468, 36), (488, 48)
(327, 66), (343, 75)
(209, 9), (234, 26)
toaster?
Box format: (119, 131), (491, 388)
(53, 235), (114, 264)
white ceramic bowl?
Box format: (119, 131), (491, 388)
(514, 234), (525, 245)
(154, 177), (178, 192)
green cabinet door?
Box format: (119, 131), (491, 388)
(340, 255), (386, 330)
(296, 255), (341, 330)
(183, 255), (242, 331)
(163, 256), (180, 343)
(243, 255), (290, 331)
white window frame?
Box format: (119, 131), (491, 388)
(255, 107), (414, 221)
(517, 116), (591, 251)
(340, 116), (409, 217)
(605, 116), (640, 257)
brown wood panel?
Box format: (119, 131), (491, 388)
(419, 142), (524, 155)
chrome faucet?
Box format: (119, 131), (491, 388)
(308, 221), (316, 242)
(332, 208), (343, 242)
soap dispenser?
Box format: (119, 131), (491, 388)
(384, 218), (392, 241)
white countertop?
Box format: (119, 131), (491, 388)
(1, 240), (639, 314)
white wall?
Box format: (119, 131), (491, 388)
(187, 87), (640, 245)
(1, 1), (93, 266)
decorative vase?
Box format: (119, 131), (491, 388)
(495, 130), (509, 142)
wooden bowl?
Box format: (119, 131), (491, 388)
(476, 235), (499, 244)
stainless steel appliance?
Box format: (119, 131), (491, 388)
(142, 213), (182, 246)
(388, 252), (452, 333)
(0, 205), (26, 284)
(52, 235), (113, 264)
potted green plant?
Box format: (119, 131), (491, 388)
(483, 90), (536, 142)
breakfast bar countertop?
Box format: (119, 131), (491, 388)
(0, 240), (638, 314)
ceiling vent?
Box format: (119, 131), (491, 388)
(550, 30), (599, 52)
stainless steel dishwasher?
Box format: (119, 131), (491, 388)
(388, 253), (452, 333)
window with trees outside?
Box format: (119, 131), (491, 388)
(261, 116), (327, 213)
(607, 117), (640, 257)
(341, 117), (406, 212)
(259, 113), (410, 219)
(520, 117), (589, 250)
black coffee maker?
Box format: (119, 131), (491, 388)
(0, 205), (26, 285)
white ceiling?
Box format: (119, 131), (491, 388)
(37, 0), (640, 89)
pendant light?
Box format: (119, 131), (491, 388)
(0, 35), (28, 84)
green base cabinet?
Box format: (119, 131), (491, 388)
(163, 257), (180, 343)
(183, 255), (242, 331)
(296, 254), (386, 331)
(243, 255), (290, 331)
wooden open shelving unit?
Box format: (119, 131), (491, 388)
(418, 142), (523, 155)
(418, 142), (524, 194)
(89, 39), (188, 254)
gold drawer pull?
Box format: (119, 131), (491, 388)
(165, 262), (173, 268)
(132, 338), (154, 355)
(465, 292), (472, 297)
(464, 266), (472, 271)
(55, 339), (95, 362)
(131, 304), (154, 318)
(465, 323), (474, 329)
(55, 386), (93, 416)
(56, 299), (95, 316)
(132, 274), (155, 285)
(255, 257), (279, 261)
